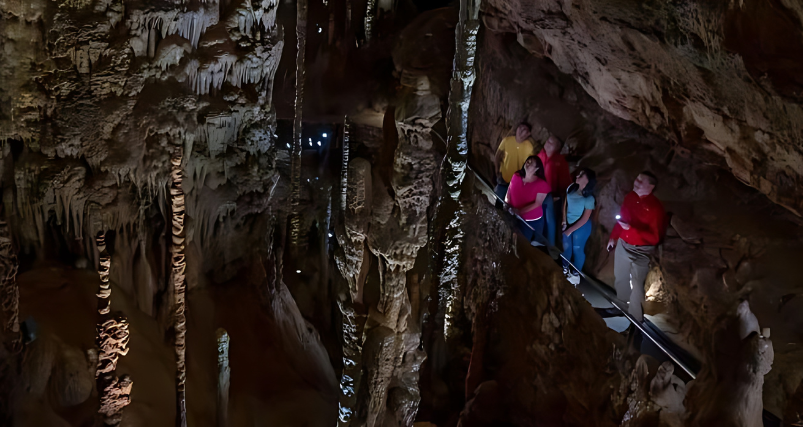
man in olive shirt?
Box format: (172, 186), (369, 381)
(494, 122), (540, 205)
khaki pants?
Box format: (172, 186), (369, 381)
(614, 239), (654, 321)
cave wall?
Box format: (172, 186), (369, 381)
(482, 0), (803, 218)
(468, 22), (802, 423)
(0, 0), (283, 318)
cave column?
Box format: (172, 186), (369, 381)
(435, 0), (481, 340)
(94, 232), (133, 426)
(169, 150), (188, 427)
(289, 0), (308, 251)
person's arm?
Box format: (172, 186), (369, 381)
(565, 208), (592, 236)
(520, 192), (547, 213)
(562, 196), (568, 231)
(609, 196), (629, 249)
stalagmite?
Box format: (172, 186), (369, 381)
(289, 0), (308, 250)
(98, 375), (133, 426)
(95, 232), (133, 426)
(436, 0), (481, 340)
(334, 156), (371, 425)
(97, 233), (112, 315)
(0, 217), (20, 350)
(169, 150), (188, 427)
(216, 328), (230, 427)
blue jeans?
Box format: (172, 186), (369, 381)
(517, 217), (547, 246)
(542, 194), (556, 247)
(494, 183), (508, 208)
(561, 220), (592, 271)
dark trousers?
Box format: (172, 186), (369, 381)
(494, 183), (508, 208)
(517, 217), (547, 246)
(542, 194), (557, 247)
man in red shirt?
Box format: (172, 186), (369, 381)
(537, 135), (572, 247)
(604, 171), (666, 321)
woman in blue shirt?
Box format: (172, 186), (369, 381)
(561, 168), (596, 277)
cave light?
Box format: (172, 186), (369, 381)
(323, 133), (327, 137)
(296, 270), (301, 274)
(317, 141), (321, 146)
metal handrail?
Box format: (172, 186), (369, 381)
(467, 165), (698, 379)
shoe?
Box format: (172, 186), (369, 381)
(568, 273), (580, 286)
(594, 307), (624, 318)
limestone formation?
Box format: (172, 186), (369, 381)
(95, 317), (130, 377)
(170, 150), (188, 427)
(0, 217), (20, 350)
(96, 233), (112, 315)
(216, 328), (230, 427)
(98, 375), (133, 426)
(289, 0), (309, 250)
(436, 0), (481, 340)
(483, 0), (803, 217)
(93, 231), (132, 426)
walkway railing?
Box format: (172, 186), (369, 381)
(466, 165), (700, 378)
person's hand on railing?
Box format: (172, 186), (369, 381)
(607, 238), (616, 252)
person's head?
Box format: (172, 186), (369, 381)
(574, 168), (597, 197)
(515, 122), (532, 142)
(633, 171), (657, 196)
(544, 135), (563, 157)
(518, 155), (545, 180)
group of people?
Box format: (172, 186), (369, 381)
(494, 122), (666, 321)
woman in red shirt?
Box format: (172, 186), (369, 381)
(505, 155), (551, 245)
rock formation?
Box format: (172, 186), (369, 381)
(94, 232), (132, 426)
(0, 217), (20, 350)
(482, 0), (803, 217)
(289, 0), (308, 250)
(169, 150), (188, 427)
(216, 328), (230, 427)
(1, 0), (800, 425)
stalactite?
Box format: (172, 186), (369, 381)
(340, 117), (350, 214)
(169, 150), (188, 427)
(216, 328), (230, 427)
(364, 0), (376, 42)
(95, 232), (133, 426)
(0, 217), (20, 351)
(289, 0), (307, 250)
(436, 0), (481, 340)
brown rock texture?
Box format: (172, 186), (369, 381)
(483, 0), (803, 216)
(0, 217), (20, 349)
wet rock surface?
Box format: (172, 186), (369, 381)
(0, 0), (801, 426)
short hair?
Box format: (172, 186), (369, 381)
(639, 171), (658, 186)
(518, 121), (532, 131)
(548, 134), (564, 147)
